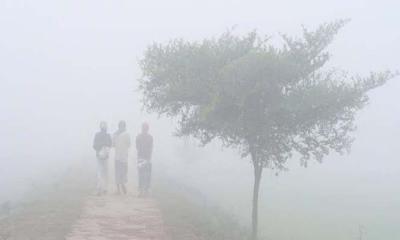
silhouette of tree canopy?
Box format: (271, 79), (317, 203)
(139, 20), (395, 239)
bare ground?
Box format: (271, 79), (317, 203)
(66, 195), (167, 240)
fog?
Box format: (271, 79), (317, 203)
(1, 0), (399, 239)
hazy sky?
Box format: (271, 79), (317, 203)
(0, 1), (399, 239)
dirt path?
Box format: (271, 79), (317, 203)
(66, 194), (167, 240)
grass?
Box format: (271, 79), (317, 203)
(0, 166), (251, 240)
(0, 167), (93, 240)
(153, 176), (250, 240)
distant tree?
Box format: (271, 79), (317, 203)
(138, 20), (396, 239)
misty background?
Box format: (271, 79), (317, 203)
(0, 0), (399, 239)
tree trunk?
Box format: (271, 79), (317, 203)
(251, 155), (263, 240)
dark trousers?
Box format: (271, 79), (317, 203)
(138, 163), (152, 192)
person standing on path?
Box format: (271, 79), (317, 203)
(93, 121), (112, 196)
(136, 122), (153, 197)
(113, 120), (131, 195)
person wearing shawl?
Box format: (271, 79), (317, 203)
(113, 120), (131, 195)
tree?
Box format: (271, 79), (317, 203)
(138, 20), (396, 239)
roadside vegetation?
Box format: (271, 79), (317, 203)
(154, 176), (250, 240)
(0, 167), (92, 240)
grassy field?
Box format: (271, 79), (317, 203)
(0, 167), (93, 240)
(153, 176), (250, 240)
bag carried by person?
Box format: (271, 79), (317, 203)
(137, 158), (150, 169)
(98, 146), (110, 160)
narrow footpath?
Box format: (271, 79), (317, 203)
(66, 194), (167, 240)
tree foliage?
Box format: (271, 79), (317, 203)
(139, 20), (394, 171)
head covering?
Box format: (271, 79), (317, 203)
(100, 121), (107, 132)
(115, 120), (127, 135)
(142, 122), (149, 133)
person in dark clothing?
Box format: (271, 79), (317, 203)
(136, 122), (153, 196)
(93, 121), (112, 195)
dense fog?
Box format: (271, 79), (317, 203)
(1, 0), (399, 239)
